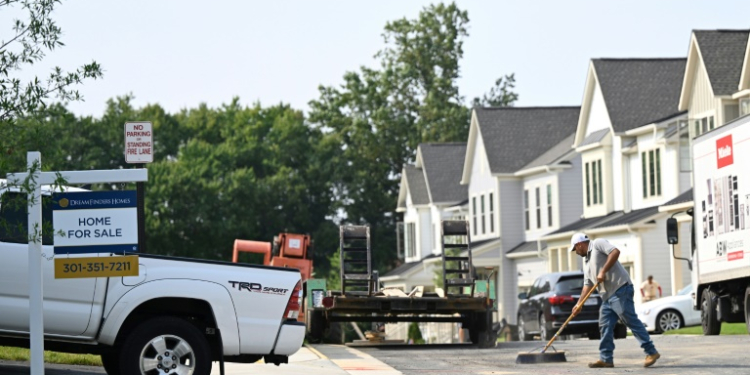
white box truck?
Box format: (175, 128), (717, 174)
(670, 114), (750, 335)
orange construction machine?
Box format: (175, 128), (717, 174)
(232, 233), (313, 281)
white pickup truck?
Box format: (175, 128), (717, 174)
(0, 182), (305, 374)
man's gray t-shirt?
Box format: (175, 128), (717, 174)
(583, 238), (632, 301)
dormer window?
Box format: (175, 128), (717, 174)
(641, 149), (662, 198)
(585, 159), (603, 206)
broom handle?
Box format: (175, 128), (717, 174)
(541, 281), (600, 353)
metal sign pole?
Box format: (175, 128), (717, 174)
(137, 164), (146, 253)
(27, 152), (45, 375)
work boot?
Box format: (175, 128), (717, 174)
(588, 360), (614, 368)
(644, 353), (660, 367)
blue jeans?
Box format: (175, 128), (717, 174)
(599, 283), (657, 363)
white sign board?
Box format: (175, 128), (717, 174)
(53, 191), (139, 254)
(125, 121), (153, 163)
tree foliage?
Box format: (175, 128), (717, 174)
(472, 74), (519, 108)
(0, 0), (102, 173)
(308, 2), (516, 272)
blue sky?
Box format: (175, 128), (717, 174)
(8, 0), (750, 117)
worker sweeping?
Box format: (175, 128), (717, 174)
(569, 232), (660, 368)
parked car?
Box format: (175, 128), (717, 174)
(636, 284), (700, 333)
(517, 271), (626, 341)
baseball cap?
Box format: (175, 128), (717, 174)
(569, 232), (589, 251)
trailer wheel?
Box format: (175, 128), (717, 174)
(701, 288), (721, 335)
(305, 305), (326, 343)
(468, 312), (495, 348)
(119, 316), (212, 375)
(744, 286), (750, 335)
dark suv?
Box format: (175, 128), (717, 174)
(516, 271), (626, 341)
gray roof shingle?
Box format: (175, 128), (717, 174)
(662, 189), (693, 207)
(521, 133), (576, 171)
(506, 241), (546, 255)
(404, 165), (430, 205)
(593, 58), (686, 133)
(593, 206), (661, 229)
(580, 129), (610, 147)
(694, 30), (750, 96)
(419, 143), (468, 204)
(475, 107), (580, 174)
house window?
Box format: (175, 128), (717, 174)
(741, 98), (750, 117)
(405, 222), (416, 258)
(694, 115), (715, 136)
(472, 197), (477, 236)
(547, 184), (553, 227)
(489, 193), (494, 233)
(524, 189), (529, 230)
(535, 187), (541, 229)
(679, 120), (691, 172)
(481, 195), (486, 234)
(641, 149), (662, 198)
(585, 159), (604, 206)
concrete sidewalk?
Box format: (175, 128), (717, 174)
(209, 345), (401, 375)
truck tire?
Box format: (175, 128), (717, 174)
(701, 288), (721, 335)
(118, 317), (212, 375)
(745, 286), (750, 335)
(100, 352), (120, 375)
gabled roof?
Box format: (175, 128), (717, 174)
(404, 165), (430, 206)
(520, 133), (576, 171)
(418, 143), (468, 204)
(579, 128), (610, 147)
(474, 107), (580, 174)
(593, 58), (686, 133)
(506, 241), (545, 255)
(547, 211), (622, 236)
(592, 206), (660, 229)
(693, 30), (750, 96)
(662, 189), (693, 207)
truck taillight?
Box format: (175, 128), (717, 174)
(284, 281), (302, 320)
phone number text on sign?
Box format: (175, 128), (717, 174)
(54, 256), (139, 279)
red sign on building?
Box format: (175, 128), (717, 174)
(716, 135), (733, 169)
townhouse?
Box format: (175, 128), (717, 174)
(459, 107), (581, 322)
(386, 143), (469, 292)
(661, 29), (750, 243)
(541, 58), (690, 303)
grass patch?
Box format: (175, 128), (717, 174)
(663, 323), (747, 335)
(0, 346), (102, 366)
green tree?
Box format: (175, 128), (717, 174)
(472, 74), (519, 107)
(308, 3), (476, 272)
(145, 99), (338, 262)
(0, 0), (102, 174)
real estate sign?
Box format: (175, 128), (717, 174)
(53, 191), (139, 254)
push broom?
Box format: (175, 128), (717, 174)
(515, 281), (600, 364)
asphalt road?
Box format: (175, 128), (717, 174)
(2, 335), (749, 374)
(355, 334), (750, 375)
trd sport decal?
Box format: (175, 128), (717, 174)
(228, 281), (289, 295)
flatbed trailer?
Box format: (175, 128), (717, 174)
(303, 222), (498, 348)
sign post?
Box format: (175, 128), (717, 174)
(7, 157), (148, 375)
(125, 121), (153, 254)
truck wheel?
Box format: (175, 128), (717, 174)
(100, 352), (120, 375)
(701, 288), (721, 335)
(744, 286), (750, 335)
(119, 317), (212, 375)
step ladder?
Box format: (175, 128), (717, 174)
(340, 225), (373, 296)
(441, 220), (475, 296)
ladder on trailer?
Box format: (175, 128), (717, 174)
(441, 220), (475, 296)
(340, 225), (373, 296)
